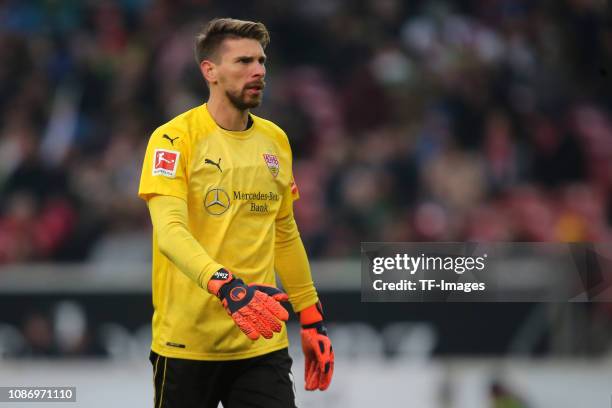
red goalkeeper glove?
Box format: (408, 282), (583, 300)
(207, 269), (289, 340)
(300, 301), (334, 391)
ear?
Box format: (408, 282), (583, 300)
(200, 60), (217, 84)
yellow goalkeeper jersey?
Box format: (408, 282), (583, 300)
(138, 103), (300, 360)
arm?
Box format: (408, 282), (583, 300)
(274, 212), (319, 312)
(274, 186), (334, 391)
(147, 194), (223, 287)
(147, 194), (288, 340)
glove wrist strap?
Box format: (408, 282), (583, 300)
(207, 268), (235, 297)
(299, 301), (324, 326)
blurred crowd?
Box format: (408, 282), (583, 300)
(0, 0), (611, 263)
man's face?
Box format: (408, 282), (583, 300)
(212, 38), (266, 110)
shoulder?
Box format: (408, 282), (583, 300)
(155, 105), (204, 137)
(252, 114), (291, 151)
(150, 105), (212, 149)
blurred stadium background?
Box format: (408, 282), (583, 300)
(1, 0), (612, 407)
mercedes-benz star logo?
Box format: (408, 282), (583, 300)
(204, 188), (230, 215)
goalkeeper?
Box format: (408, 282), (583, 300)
(138, 18), (333, 408)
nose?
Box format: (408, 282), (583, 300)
(253, 61), (265, 78)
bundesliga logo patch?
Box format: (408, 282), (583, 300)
(263, 153), (279, 177)
(153, 149), (180, 178)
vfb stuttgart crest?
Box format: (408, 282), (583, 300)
(262, 153), (279, 177)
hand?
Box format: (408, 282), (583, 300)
(300, 302), (334, 391)
(208, 269), (289, 340)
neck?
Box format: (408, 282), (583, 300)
(207, 95), (250, 131)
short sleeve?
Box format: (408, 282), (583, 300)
(138, 127), (189, 202)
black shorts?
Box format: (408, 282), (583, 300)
(150, 348), (297, 408)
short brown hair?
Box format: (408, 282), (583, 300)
(194, 18), (270, 64)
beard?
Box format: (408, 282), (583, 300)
(225, 82), (264, 110)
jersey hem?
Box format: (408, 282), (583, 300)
(150, 339), (290, 361)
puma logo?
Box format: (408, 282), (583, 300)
(163, 134), (179, 145)
(205, 158), (222, 173)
